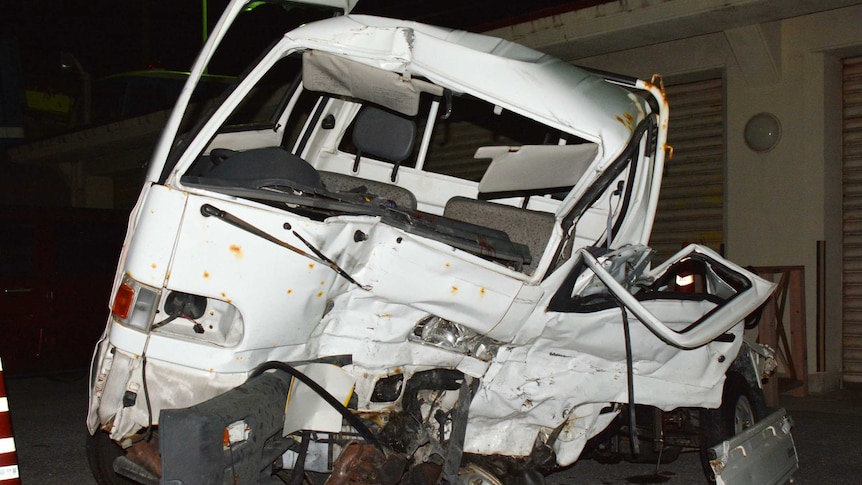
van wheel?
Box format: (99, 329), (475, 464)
(86, 431), (137, 485)
(699, 373), (767, 482)
(458, 462), (544, 485)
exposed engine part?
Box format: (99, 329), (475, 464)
(326, 441), (406, 485)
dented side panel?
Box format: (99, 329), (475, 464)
(357, 232), (530, 339)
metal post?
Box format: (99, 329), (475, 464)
(816, 240), (826, 372)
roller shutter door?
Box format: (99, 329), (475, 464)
(842, 56), (862, 385)
(650, 78), (725, 261)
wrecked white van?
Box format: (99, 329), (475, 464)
(85, 1), (796, 483)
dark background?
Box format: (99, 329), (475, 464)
(1, 0), (610, 86)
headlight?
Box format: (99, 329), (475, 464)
(111, 274), (161, 331)
(409, 315), (501, 361)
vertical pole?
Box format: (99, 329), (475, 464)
(202, 0), (209, 75)
(816, 240), (826, 372)
(202, 0), (208, 45)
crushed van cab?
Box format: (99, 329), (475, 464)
(85, 1), (796, 484)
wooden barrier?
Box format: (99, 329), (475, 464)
(0, 358), (20, 484)
(753, 266), (808, 407)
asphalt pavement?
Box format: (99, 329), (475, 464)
(4, 371), (861, 484)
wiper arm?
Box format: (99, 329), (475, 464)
(201, 204), (371, 291)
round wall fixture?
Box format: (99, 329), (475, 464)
(744, 112), (782, 152)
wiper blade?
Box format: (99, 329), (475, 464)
(200, 203), (371, 291)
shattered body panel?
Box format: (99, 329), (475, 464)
(85, 1), (787, 483)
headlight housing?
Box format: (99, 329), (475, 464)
(111, 274), (161, 331)
(153, 290), (244, 347)
(409, 315), (501, 361)
(111, 275), (243, 346)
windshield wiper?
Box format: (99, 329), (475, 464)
(201, 203), (371, 291)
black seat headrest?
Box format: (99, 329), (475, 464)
(351, 106), (416, 180)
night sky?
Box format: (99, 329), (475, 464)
(3, 1), (247, 87)
(1, 0), (593, 90)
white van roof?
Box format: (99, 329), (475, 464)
(285, 14), (645, 158)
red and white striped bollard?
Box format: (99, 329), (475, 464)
(0, 358), (20, 484)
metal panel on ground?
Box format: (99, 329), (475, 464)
(650, 78), (725, 261)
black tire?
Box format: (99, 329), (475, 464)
(86, 430), (138, 485)
(699, 373), (767, 483)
